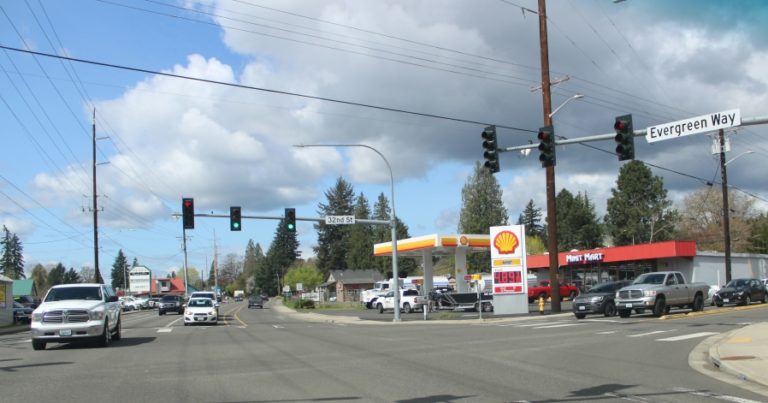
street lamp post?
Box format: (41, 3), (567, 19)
(294, 144), (401, 321)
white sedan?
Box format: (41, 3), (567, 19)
(183, 298), (218, 326)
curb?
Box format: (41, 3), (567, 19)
(0, 324), (29, 335)
(708, 326), (768, 390)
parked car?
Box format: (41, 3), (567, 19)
(147, 297), (161, 308)
(572, 280), (631, 319)
(712, 278), (767, 307)
(183, 297), (218, 325)
(13, 302), (34, 324)
(133, 297), (150, 309)
(158, 295), (185, 315)
(247, 295), (263, 309)
(14, 295), (41, 309)
(119, 296), (140, 311)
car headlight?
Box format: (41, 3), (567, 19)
(615, 292), (620, 298)
(89, 310), (106, 320)
(209, 311), (216, 316)
(643, 290), (657, 297)
(590, 296), (605, 303)
(32, 312), (43, 322)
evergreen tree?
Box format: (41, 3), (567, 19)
(557, 190), (602, 251)
(458, 161), (508, 272)
(517, 199), (544, 238)
(110, 249), (129, 291)
(258, 217), (301, 296)
(47, 263), (66, 286)
(31, 264), (48, 294)
(62, 267), (82, 284)
(747, 213), (768, 254)
(346, 192), (376, 270)
(370, 192), (418, 277)
(0, 225), (25, 279)
(314, 177), (355, 276)
(604, 161), (678, 245)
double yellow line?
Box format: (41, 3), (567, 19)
(221, 303), (248, 327)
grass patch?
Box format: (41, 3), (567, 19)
(434, 311), (461, 320)
(312, 302), (367, 311)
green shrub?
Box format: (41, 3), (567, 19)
(291, 299), (315, 309)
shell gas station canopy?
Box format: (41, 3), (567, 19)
(373, 234), (490, 293)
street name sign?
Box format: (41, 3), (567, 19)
(325, 215), (355, 225)
(646, 109), (740, 143)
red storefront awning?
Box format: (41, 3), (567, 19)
(527, 240), (697, 269)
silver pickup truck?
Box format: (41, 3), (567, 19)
(615, 271), (709, 318)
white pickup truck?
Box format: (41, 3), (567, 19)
(30, 283), (122, 350)
(375, 288), (427, 314)
(361, 281), (391, 308)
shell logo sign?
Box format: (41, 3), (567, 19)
(493, 230), (520, 255)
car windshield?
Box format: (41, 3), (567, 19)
(587, 282), (617, 294)
(161, 296), (178, 301)
(632, 274), (665, 285)
(726, 279), (749, 288)
(189, 299), (212, 307)
(45, 287), (102, 301)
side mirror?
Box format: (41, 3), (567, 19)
(107, 295), (119, 303)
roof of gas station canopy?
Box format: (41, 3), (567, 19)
(373, 234), (491, 257)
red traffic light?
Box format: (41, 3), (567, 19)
(614, 120), (628, 131)
(537, 130), (552, 142)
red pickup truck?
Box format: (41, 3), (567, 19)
(528, 280), (579, 303)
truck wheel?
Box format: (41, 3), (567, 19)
(97, 321), (110, 347)
(32, 340), (46, 350)
(482, 302), (493, 313)
(618, 309), (631, 318)
(112, 317), (122, 341)
(692, 294), (704, 312)
(403, 302), (412, 313)
(603, 301), (617, 317)
(377, 303), (384, 314)
(574, 313), (586, 319)
(652, 297), (666, 317)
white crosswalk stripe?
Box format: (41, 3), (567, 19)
(656, 332), (718, 342)
(627, 330), (674, 338)
(534, 323), (583, 329)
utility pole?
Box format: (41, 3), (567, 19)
(718, 129), (732, 283)
(538, 0), (561, 312)
(92, 109), (102, 284)
(213, 229), (219, 292)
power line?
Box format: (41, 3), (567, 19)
(0, 44), (537, 133)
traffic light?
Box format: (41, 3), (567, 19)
(182, 198), (194, 229)
(481, 125), (499, 174)
(537, 126), (556, 167)
(285, 208), (296, 233)
(230, 206), (242, 231)
(614, 114), (635, 161)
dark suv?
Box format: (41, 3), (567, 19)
(248, 295), (263, 309)
(158, 295), (184, 315)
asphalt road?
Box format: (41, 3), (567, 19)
(1, 301), (766, 403)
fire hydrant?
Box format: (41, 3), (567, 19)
(538, 296), (545, 314)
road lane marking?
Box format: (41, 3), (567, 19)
(272, 325), (284, 329)
(627, 330), (674, 338)
(534, 323), (583, 329)
(656, 332), (718, 341)
(673, 387), (764, 403)
(157, 328), (172, 333)
(596, 331), (617, 334)
(514, 321), (568, 327)
(603, 392), (650, 402)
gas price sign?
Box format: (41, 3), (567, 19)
(490, 225), (527, 295)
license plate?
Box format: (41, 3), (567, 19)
(723, 299), (729, 303)
(195, 317), (203, 321)
(625, 303), (633, 308)
(578, 306), (586, 311)
(59, 329), (72, 336)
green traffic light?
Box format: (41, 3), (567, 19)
(287, 223), (295, 230)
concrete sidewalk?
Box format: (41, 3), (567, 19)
(709, 322), (768, 390)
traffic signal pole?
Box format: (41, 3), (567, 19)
(538, 0), (561, 312)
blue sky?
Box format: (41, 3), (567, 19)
(1, 0), (767, 284)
